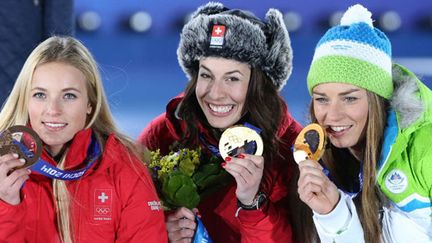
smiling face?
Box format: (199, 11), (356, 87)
(195, 57), (251, 129)
(28, 62), (92, 156)
(312, 83), (369, 156)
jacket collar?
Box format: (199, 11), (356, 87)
(41, 128), (93, 170)
(390, 64), (425, 129)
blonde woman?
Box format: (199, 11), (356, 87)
(0, 36), (167, 242)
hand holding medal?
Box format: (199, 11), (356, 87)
(295, 124), (340, 215)
(219, 124), (265, 208)
(0, 125), (42, 205)
(0, 125), (43, 168)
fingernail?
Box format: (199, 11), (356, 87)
(13, 153), (19, 158)
(221, 162), (226, 167)
(27, 169), (32, 174)
(237, 154), (245, 159)
(19, 158), (26, 163)
(225, 157), (231, 162)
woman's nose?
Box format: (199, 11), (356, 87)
(45, 98), (62, 116)
(207, 80), (226, 99)
(325, 102), (344, 121)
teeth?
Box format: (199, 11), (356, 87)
(209, 104), (233, 113)
(331, 126), (350, 132)
(45, 123), (66, 128)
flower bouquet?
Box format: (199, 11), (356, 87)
(147, 148), (231, 210)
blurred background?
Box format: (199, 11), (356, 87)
(74, 0), (432, 138)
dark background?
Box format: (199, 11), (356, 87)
(75, 0), (432, 138)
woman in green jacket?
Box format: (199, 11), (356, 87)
(295, 4), (432, 243)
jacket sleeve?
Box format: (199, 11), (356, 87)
(0, 196), (27, 242)
(236, 200), (294, 242)
(313, 191), (365, 243)
(235, 112), (302, 242)
(115, 159), (167, 242)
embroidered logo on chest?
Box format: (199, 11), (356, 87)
(385, 169), (408, 194)
(93, 189), (113, 221)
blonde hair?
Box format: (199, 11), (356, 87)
(0, 36), (137, 242)
(308, 90), (387, 242)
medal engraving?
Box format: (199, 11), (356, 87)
(219, 126), (263, 159)
(0, 126), (43, 168)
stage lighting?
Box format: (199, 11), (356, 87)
(379, 11), (402, 32)
(329, 11), (343, 27)
(77, 11), (102, 32)
(284, 11), (302, 32)
(129, 11), (152, 33)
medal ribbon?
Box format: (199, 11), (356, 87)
(319, 160), (363, 199)
(18, 133), (101, 181)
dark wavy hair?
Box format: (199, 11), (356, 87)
(177, 66), (284, 164)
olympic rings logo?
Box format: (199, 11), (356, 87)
(95, 207), (111, 214)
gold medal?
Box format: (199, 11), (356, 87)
(219, 125), (263, 159)
(293, 123), (326, 164)
(0, 125), (43, 168)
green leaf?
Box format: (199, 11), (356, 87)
(162, 172), (200, 209)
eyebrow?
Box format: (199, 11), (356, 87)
(200, 64), (245, 76)
(31, 87), (82, 93)
(313, 88), (360, 96)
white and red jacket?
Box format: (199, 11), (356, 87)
(0, 128), (167, 242)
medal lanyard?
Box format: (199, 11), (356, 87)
(319, 160), (363, 199)
(17, 133), (101, 181)
(199, 122), (262, 158)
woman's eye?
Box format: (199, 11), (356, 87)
(199, 73), (211, 79)
(227, 77), (240, 82)
(314, 97), (327, 104)
(344, 96), (358, 102)
(64, 93), (77, 100)
(32, 92), (45, 99)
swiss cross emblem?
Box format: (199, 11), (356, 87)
(212, 25), (225, 37)
(210, 25), (226, 48)
(93, 189), (112, 221)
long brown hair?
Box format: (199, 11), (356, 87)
(177, 67), (284, 163)
(292, 90), (388, 243)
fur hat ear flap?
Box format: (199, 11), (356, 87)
(263, 9), (293, 91)
(191, 2), (227, 19)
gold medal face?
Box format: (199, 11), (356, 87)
(293, 123), (326, 164)
(219, 126), (263, 159)
(0, 125), (43, 168)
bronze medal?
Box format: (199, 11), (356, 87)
(219, 125), (263, 159)
(0, 125), (43, 168)
(293, 123), (326, 164)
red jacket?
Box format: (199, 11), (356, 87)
(0, 129), (167, 242)
(138, 95), (302, 243)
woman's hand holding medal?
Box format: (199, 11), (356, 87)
(219, 126), (264, 206)
(0, 126), (42, 205)
(294, 124), (340, 215)
(0, 153), (30, 205)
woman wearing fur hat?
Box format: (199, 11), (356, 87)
(138, 2), (302, 242)
(295, 4), (432, 243)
